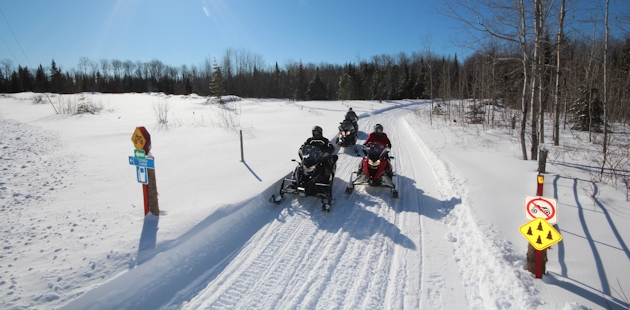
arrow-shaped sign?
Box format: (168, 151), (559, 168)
(128, 156), (155, 169)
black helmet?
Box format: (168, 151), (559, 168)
(312, 125), (323, 137)
(348, 107), (353, 111)
(374, 124), (383, 134)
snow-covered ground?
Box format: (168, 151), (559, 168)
(0, 93), (628, 309)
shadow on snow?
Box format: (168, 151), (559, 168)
(549, 174), (630, 309)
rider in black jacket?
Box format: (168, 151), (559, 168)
(344, 108), (359, 132)
(300, 126), (337, 176)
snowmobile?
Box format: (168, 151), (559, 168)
(345, 142), (398, 198)
(270, 145), (337, 211)
(335, 119), (358, 148)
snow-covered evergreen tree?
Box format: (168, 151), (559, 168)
(569, 87), (603, 132)
(209, 60), (225, 103)
(306, 70), (327, 100)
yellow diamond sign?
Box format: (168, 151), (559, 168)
(519, 218), (562, 251)
(131, 127), (151, 153)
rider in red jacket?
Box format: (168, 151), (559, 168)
(363, 124), (393, 178)
(364, 124), (391, 148)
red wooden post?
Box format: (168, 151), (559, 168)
(535, 174), (545, 278)
(535, 247), (544, 278)
(142, 184), (149, 216)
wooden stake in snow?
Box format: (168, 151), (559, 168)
(538, 147), (548, 174)
(240, 129), (245, 162)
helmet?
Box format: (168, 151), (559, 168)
(348, 107), (353, 111)
(312, 125), (323, 137)
(374, 124), (383, 134)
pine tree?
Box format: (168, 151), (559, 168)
(182, 78), (193, 95)
(306, 69), (327, 100)
(370, 69), (385, 101)
(50, 60), (63, 93)
(569, 87), (604, 132)
(35, 65), (49, 92)
(337, 64), (363, 100)
(293, 61), (307, 101)
(466, 103), (485, 124)
(397, 63), (412, 99)
(10, 71), (20, 92)
(17, 66), (34, 91)
(209, 60), (225, 102)
(338, 64), (352, 100)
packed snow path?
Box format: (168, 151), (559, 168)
(177, 105), (465, 309)
(64, 102), (538, 309)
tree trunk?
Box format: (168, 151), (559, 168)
(601, 0), (610, 178)
(553, 0), (566, 146)
(519, 0), (529, 161)
(530, 0), (543, 161)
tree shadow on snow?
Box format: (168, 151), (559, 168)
(117, 191), (287, 309)
(549, 174), (630, 307)
(543, 272), (628, 310)
(392, 173), (461, 219)
(295, 174), (461, 251)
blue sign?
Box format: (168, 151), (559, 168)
(137, 166), (148, 184)
(128, 156), (155, 169)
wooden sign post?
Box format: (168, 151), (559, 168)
(130, 127), (159, 216)
(522, 174), (563, 279)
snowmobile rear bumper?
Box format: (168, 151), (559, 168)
(346, 171), (398, 198)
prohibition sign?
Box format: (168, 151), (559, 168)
(524, 196), (557, 224)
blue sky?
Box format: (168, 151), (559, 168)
(1, 1), (628, 72)
(0, 0), (467, 71)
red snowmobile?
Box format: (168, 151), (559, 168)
(345, 142), (398, 198)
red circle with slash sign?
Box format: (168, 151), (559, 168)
(526, 197), (556, 221)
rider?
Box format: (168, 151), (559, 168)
(364, 124), (393, 178)
(300, 126), (337, 176)
(344, 108), (359, 132)
(364, 124), (391, 148)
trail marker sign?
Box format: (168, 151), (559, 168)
(137, 166), (148, 184)
(128, 156), (155, 169)
(524, 195), (557, 224)
(519, 218), (562, 251)
(134, 149), (146, 160)
(131, 127), (151, 154)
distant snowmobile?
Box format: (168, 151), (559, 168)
(346, 142), (398, 198)
(270, 145), (337, 211)
(335, 119), (358, 148)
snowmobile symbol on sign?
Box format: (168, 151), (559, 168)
(524, 196), (557, 224)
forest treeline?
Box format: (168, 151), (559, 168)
(1, 35), (629, 123)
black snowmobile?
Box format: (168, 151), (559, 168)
(335, 119), (358, 148)
(270, 145), (337, 211)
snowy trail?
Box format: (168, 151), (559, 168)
(61, 101), (538, 309)
(3, 95), (627, 310)
(60, 102), (468, 309)
(171, 103), (469, 309)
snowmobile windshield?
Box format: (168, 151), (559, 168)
(300, 145), (324, 167)
(365, 142), (386, 161)
(339, 120), (355, 132)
